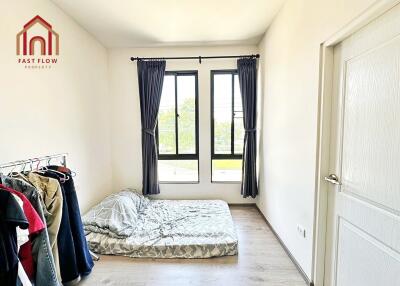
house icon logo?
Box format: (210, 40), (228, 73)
(17, 15), (59, 56)
(16, 15), (59, 69)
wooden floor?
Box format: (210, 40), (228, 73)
(80, 206), (307, 286)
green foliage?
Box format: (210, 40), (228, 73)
(158, 97), (195, 153)
(215, 119), (244, 153)
(177, 98), (196, 153)
(158, 97), (244, 155)
(158, 106), (175, 153)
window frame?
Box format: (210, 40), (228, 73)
(156, 70), (199, 183)
(210, 69), (244, 160)
(210, 69), (244, 183)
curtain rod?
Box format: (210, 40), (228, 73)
(130, 54), (260, 63)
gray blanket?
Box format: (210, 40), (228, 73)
(82, 189), (149, 239)
(82, 190), (238, 258)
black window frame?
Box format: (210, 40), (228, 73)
(210, 70), (244, 183)
(156, 70), (199, 183)
(210, 69), (244, 160)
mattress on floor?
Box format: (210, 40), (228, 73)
(84, 197), (238, 258)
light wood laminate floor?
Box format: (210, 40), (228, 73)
(80, 206), (307, 286)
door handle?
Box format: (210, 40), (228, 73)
(324, 174), (341, 185)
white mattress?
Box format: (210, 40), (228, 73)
(85, 199), (238, 258)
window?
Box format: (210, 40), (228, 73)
(211, 70), (244, 182)
(157, 71), (199, 182)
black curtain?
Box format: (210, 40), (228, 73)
(137, 60), (166, 195)
(237, 58), (258, 198)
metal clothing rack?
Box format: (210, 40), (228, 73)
(0, 153), (100, 261)
(0, 153), (68, 170)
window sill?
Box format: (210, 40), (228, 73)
(211, 181), (242, 184)
(160, 181), (200, 185)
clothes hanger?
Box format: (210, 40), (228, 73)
(37, 156), (70, 183)
(31, 158), (46, 175)
(38, 157), (50, 172)
(29, 158), (42, 173)
(51, 157), (76, 177)
(8, 160), (25, 178)
(21, 161), (27, 173)
(50, 156), (75, 179)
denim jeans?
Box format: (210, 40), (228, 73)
(0, 175), (60, 286)
(46, 167), (94, 281)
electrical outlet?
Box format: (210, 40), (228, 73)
(297, 224), (306, 238)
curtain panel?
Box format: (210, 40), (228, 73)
(137, 60), (166, 195)
(237, 58), (258, 198)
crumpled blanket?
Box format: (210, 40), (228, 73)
(82, 188), (149, 239)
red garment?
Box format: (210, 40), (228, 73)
(0, 184), (45, 280)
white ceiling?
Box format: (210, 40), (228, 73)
(51, 0), (285, 48)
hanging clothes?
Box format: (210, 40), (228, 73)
(0, 188), (29, 286)
(0, 175), (60, 286)
(9, 194), (32, 286)
(11, 194), (29, 250)
(43, 169), (81, 285)
(49, 166), (93, 276)
(16, 172), (63, 282)
(0, 157), (94, 286)
(42, 167), (94, 284)
(0, 184), (45, 281)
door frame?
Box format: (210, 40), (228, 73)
(312, 1), (400, 285)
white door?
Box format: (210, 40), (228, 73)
(324, 3), (400, 286)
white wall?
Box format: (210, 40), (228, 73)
(0, 0), (112, 212)
(109, 45), (258, 203)
(257, 0), (379, 279)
